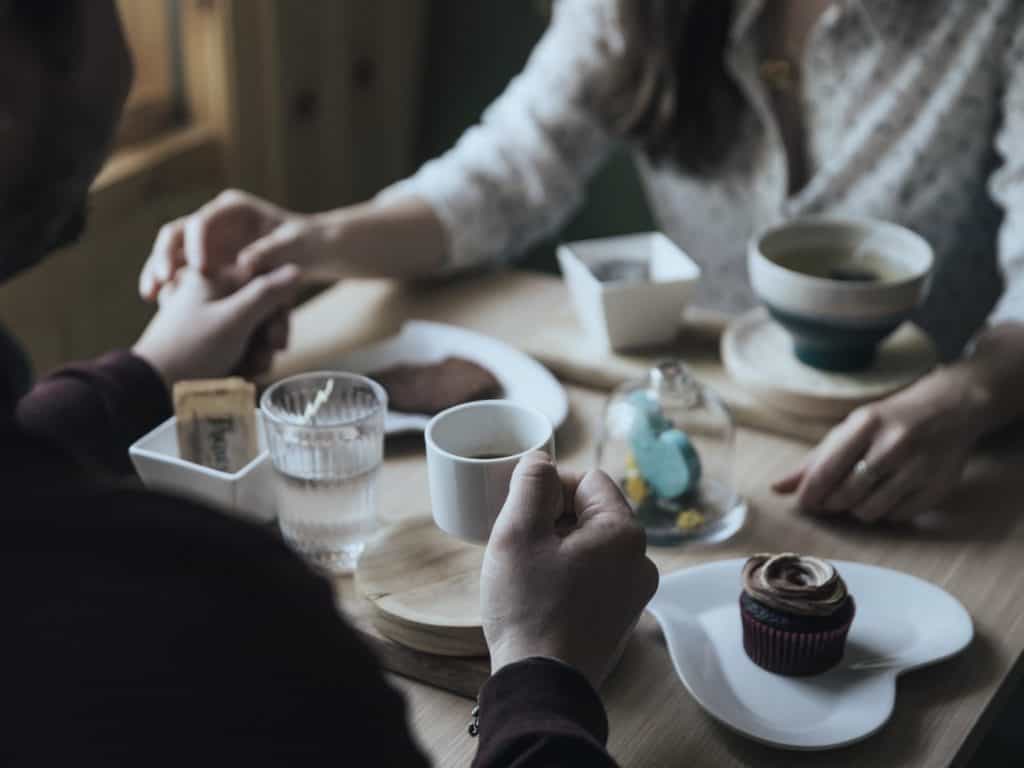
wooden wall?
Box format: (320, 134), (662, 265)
(257, 0), (425, 209)
(186, 0), (428, 210)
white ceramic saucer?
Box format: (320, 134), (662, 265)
(647, 558), (973, 751)
(721, 308), (937, 421)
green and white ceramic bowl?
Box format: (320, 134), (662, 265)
(748, 217), (934, 372)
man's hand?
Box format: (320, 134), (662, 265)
(133, 265), (300, 388)
(480, 453), (659, 691)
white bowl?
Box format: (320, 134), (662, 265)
(558, 233), (701, 351)
(129, 411), (276, 524)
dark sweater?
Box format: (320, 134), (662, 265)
(2, 350), (618, 767)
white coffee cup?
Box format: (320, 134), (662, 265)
(425, 400), (555, 544)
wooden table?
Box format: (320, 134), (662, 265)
(273, 271), (1024, 768)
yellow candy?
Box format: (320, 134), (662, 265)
(676, 509), (705, 530)
(625, 473), (648, 505)
(625, 452), (638, 472)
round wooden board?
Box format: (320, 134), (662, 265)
(722, 308), (937, 421)
(355, 517), (487, 657)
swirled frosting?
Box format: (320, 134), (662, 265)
(742, 553), (848, 617)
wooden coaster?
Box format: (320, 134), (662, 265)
(339, 578), (488, 699)
(355, 517), (487, 657)
(722, 309), (937, 421)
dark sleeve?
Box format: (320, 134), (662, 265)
(473, 658), (619, 768)
(5, 489), (432, 767)
(14, 349), (171, 475)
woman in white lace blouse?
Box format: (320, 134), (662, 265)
(143, 0), (1024, 524)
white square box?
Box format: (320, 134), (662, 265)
(129, 411), (276, 524)
(557, 233), (701, 351)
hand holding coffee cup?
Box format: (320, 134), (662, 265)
(425, 400), (555, 543)
(480, 454), (660, 690)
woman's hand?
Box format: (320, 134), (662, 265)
(138, 190), (332, 302)
(133, 265), (301, 388)
(773, 368), (989, 523)
(140, 191), (448, 298)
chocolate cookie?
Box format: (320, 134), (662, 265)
(370, 357), (502, 415)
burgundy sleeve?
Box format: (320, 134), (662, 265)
(473, 658), (619, 767)
(14, 350), (171, 475)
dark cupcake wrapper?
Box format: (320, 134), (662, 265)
(740, 596), (856, 677)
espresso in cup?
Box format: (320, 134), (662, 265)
(425, 400), (555, 544)
(771, 245), (912, 284)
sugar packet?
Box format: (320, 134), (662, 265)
(173, 378), (258, 473)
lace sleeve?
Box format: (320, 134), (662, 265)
(377, 0), (622, 271)
(988, 8), (1024, 324)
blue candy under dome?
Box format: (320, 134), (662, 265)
(596, 361), (746, 546)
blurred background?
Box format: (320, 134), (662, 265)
(0, 0), (652, 380)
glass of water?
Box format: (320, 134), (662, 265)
(260, 372), (387, 574)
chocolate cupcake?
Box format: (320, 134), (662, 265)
(740, 553), (855, 676)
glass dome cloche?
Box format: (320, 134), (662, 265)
(596, 360), (746, 546)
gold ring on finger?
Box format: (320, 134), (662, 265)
(853, 458), (879, 487)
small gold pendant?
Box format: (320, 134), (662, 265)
(760, 58), (797, 92)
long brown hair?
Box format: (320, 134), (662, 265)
(605, 0), (742, 176)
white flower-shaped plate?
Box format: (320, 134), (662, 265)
(332, 320), (569, 435)
(646, 559), (973, 750)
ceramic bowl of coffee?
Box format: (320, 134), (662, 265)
(748, 217), (934, 372)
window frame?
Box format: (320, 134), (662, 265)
(114, 0), (181, 148)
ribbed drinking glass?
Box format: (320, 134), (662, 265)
(261, 372), (387, 574)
